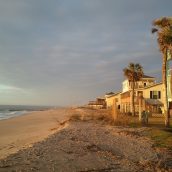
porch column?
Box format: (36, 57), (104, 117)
(130, 91), (132, 112)
(138, 93), (143, 121)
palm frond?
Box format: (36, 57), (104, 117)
(123, 63), (144, 81)
(152, 17), (172, 53)
(153, 17), (172, 27)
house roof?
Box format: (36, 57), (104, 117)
(120, 90), (131, 95)
(96, 97), (105, 100)
(106, 91), (121, 98)
(145, 99), (163, 105)
(105, 92), (114, 95)
(142, 75), (155, 79)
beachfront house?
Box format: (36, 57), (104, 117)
(105, 75), (164, 115)
(105, 92), (121, 110)
(88, 97), (106, 109)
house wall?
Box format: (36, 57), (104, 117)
(88, 104), (104, 109)
(120, 91), (133, 113)
(106, 96), (115, 108)
(106, 94), (121, 109)
(122, 78), (155, 93)
(122, 80), (129, 92)
(119, 83), (163, 114)
(143, 84), (163, 102)
(137, 79), (155, 88)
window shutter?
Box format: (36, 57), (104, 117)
(158, 91), (161, 99)
(150, 91), (152, 99)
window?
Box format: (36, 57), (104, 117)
(150, 91), (161, 99)
(118, 105), (120, 109)
(144, 83), (146, 87)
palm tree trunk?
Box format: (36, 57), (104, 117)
(162, 49), (170, 127)
(132, 80), (135, 116)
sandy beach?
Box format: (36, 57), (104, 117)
(0, 107), (172, 171)
(0, 108), (70, 160)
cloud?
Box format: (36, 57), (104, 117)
(0, 0), (171, 105)
(0, 84), (29, 94)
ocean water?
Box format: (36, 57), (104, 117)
(0, 105), (53, 120)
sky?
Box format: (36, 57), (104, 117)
(0, 0), (172, 106)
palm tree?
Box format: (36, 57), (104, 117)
(123, 63), (144, 116)
(152, 17), (172, 127)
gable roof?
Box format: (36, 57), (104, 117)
(145, 99), (163, 105)
(106, 91), (121, 98)
(105, 92), (114, 95)
(142, 75), (155, 79)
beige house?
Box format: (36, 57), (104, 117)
(142, 83), (163, 113)
(105, 75), (164, 114)
(105, 92), (121, 110)
(88, 97), (106, 109)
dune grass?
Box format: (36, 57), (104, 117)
(115, 115), (172, 150)
(147, 128), (172, 150)
(70, 107), (172, 150)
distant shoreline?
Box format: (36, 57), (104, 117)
(0, 105), (57, 121)
(0, 111), (34, 121)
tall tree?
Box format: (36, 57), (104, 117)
(152, 17), (172, 127)
(123, 63), (144, 116)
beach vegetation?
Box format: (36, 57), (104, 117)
(147, 128), (172, 150)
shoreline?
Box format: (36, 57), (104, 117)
(0, 107), (71, 160)
(0, 111), (35, 121)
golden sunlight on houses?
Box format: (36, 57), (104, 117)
(105, 92), (121, 110)
(88, 74), (172, 116)
(105, 75), (166, 115)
